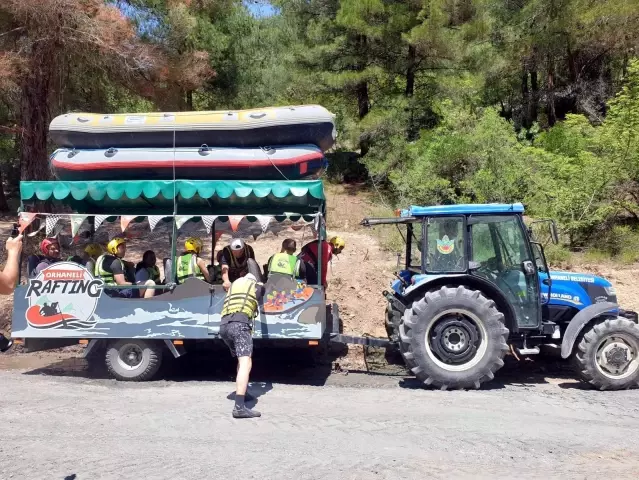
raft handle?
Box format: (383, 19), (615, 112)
(198, 145), (211, 156)
(77, 116), (90, 123)
(249, 112), (267, 119)
(67, 149), (78, 159)
(104, 148), (118, 158)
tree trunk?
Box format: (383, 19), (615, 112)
(0, 169), (10, 213)
(186, 90), (194, 110)
(521, 68), (530, 128)
(530, 69), (539, 123)
(354, 34), (370, 120)
(20, 42), (55, 181)
(405, 44), (416, 97)
(547, 58), (556, 127)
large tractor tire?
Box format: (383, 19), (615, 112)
(385, 302), (402, 342)
(105, 339), (163, 381)
(399, 286), (509, 390)
(572, 317), (639, 390)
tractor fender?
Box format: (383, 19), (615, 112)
(560, 302), (618, 359)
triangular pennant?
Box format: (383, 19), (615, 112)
(121, 215), (137, 232)
(18, 212), (37, 233)
(45, 215), (62, 236)
(176, 215), (194, 229)
(94, 215), (109, 230)
(215, 231), (223, 242)
(70, 214), (88, 237)
(252, 233), (260, 241)
(228, 215), (244, 232)
(202, 215), (218, 234)
(148, 215), (167, 231)
(255, 215), (272, 233)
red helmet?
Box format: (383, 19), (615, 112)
(40, 238), (59, 255)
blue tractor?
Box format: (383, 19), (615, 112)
(362, 203), (639, 390)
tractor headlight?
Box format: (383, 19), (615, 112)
(604, 286), (616, 296)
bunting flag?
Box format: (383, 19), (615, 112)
(94, 214), (109, 230)
(252, 233), (260, 241)
(290, 224), (304, 231)
(255, 215), (272, 233)
(148, 215), (167, 231)
(18, 212), (37, 234)
(45, 215), (62, 236)
(202, 215), (218, 234)
(121, 215), (137, 232)
(70, 214), (88, 237)
(215, 231), (224, 242)
(176, 215), (194, 229)
(228, 215), (244, 232)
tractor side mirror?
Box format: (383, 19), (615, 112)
(522, 260), (536, 276)
(550, 222), (559, 245)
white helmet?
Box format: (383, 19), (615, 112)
(244, 273), (257, 282)
(230, 238), (245, 251)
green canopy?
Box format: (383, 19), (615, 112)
(20, 180), (326, 216)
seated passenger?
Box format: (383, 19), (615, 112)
(95, 237), (156, 299)
(217, 238), (261, 290)
(265, 239), (305, 280)
(34, 238), (62, 274)
(136, 250), (162, 285)
(83, 243), (104, 265)
(176, 237), (211, 284)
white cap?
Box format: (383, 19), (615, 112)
(244, 273), (257, 282)
(230, 238), (245, 251)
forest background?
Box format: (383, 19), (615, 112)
(1, 0), (639, 262)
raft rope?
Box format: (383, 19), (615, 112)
(261, 146), (290, 181)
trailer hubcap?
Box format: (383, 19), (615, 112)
(118, 344), (144, 370)
(596, 335), (639, 379)
(426, 310), (487, 372)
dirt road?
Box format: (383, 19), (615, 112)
(1, 360), (638, 480)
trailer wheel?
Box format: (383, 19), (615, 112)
(572, 317), (639, 390)
(105, 339), (163, 382)
(399, 286), (509, 390)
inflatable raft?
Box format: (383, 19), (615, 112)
(50, 145), (328, 181)
(49, 105), (336, 152)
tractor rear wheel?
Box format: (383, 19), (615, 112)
(572, 317), (639, 390)
(385, 302), (402, 342)
(399, 286), (509, 390)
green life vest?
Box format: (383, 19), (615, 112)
(95, 254), (124, 286)
(176, 253), (204, 283)
(146, 265), (161, 283)
(268, 252), (300, 277)
(221, 277), (258, 318)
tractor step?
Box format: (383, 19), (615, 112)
(516, 346), (540, 355)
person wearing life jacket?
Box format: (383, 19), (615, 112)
(219, 273), (266, 419)
(95, 237), (156, 299)
(176, 237), (211, 284)
(82, 243), (104, 273)
(264, 238), (305, 280)
(135, 250), (162, 285)
(217, 238), (260, 290)
(299, 236), (345, 289)
(34, 238), (62, 275)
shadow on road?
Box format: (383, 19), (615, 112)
(22, 342), (350, 387)
(19, 341), (585, 391)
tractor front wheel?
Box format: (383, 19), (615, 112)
(399, 286), (509, 390)
(572, 317), (639, 390)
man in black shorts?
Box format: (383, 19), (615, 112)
(219, 273), (265, 419)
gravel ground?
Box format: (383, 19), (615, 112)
(0, 359), (638, 480)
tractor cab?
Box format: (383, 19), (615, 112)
(364, 203), (545, 330)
